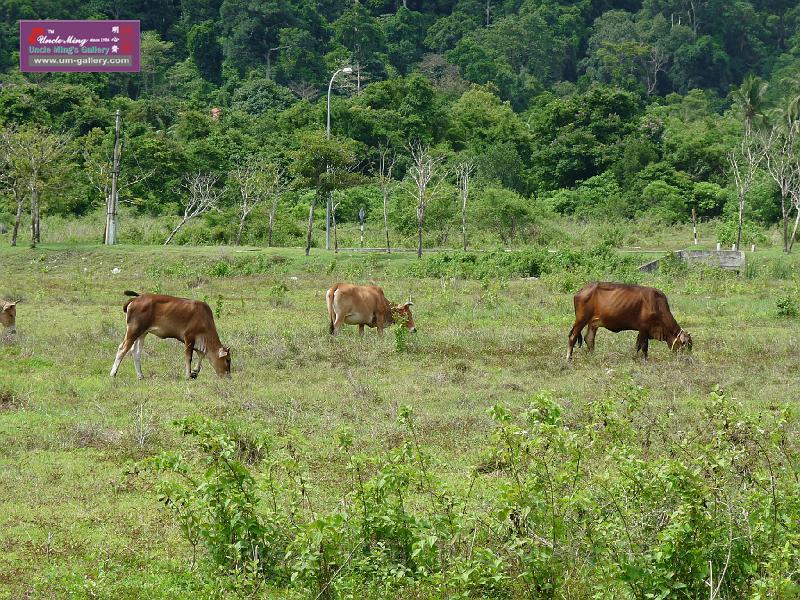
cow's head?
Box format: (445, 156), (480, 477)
(213, 346), (232, 377)
(394, 302), (416, 333)
(1, 301), (18, 335)
(672, 329), (692, 352)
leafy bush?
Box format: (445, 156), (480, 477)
(144, 384), (800, 598)
(776, 294), (799, 317)
(716, 219), (768, 248)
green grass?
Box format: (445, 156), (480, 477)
(1, 242), (799, 598)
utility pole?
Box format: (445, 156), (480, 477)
(105, 109), (122, 245)
(326, 66), (352, 250)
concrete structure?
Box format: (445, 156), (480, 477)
(639, 249), (746, 273)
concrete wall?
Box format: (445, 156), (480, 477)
(638, 250), (746, 273)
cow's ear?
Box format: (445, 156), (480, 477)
(218, 347), (228, 358)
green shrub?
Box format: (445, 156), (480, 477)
(776, 294), (799, 317)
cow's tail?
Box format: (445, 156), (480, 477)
(123, 290), (140, 313)
(326, 287), (336, 334)
(576, 329), (584, 348)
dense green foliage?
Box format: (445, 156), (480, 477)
(146, 385), (800, 598)
(2, 0), (800, 246)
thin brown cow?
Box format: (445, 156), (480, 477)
(1, 299), (18, 335)
(326, 283), (416, 336)
(110, 291), (231, 379)
(567, 282), (692, 360)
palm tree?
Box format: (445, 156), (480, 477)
(732, 74), (768, 134)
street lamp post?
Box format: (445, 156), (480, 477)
(326, 66), (352, 250)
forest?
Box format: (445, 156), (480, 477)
(2, 0), (800, 251)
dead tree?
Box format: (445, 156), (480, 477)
(288, 81), (319, 102)
(727, 129), (767, 251)
(165, 173), (220, 245)
(267, 166), (288, 248)
(377, 145), (396, 253)
(764, 121), (800, 252)
(230, 161), (272, 246)
(407, 141), (446, 259)
(789, 189), (800, 252)
(455, 161), (474, 252)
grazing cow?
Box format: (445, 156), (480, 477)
(110, 291), (231, 379)
(1, 299), (18, 335)
(326, 283), (416, 336)
(567, 282), (692, 360)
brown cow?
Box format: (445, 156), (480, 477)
(110, 291), (231, 379)
(567, 282), (692, 360)
(1, 299), (18, 335)
(326, 283), (416, 336)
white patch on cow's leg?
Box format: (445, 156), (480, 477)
(133, 337), (145, 380)
(332, 315), (345, 335)
(110, 338), (135, 377)
(192, 353), (204, 378)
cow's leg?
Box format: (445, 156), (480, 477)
(184, 341), (195, 379)
(110, 326), (141, 377)
(585, 324), (598, 351)
(332, 314), (345, 335)
(191, 352), (204, 379)
(636, 332), (649, 359)
(567, 319), (588, 361)
(375, 313), (385, 336)
(358, 324), (365, 337)
(133, 335), (146, 380)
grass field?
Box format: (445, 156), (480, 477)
(1, 241), (800, 598)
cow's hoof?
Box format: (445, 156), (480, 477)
(189, 371), (198, 379)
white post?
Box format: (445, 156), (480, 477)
(716, 243), (721, 251)
(751, 244), (755, 252)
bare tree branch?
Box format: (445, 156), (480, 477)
(406, 141), (447, 258)
(165, 173), (220, 245)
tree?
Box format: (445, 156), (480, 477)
(289, 131), (361, 255)
(764, 114), (800, 252)
(0, 126), (29, 247)
(165, 173), (221, 245)
(139, 31), (175, 96)
(383, 7), (428, 74)
(267, 166), (289, 248)
(455, 161), (473, 251)
(406, 141), (446, 258)
(230, 160), (268, 245)
(187, 21), (222, 84)
(333, 2), (387, 87)
(727, 129), (767, 251)
(732, 74), (768, 135)
(0, 125), (70, 247)
(376, 144), (397, 252)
